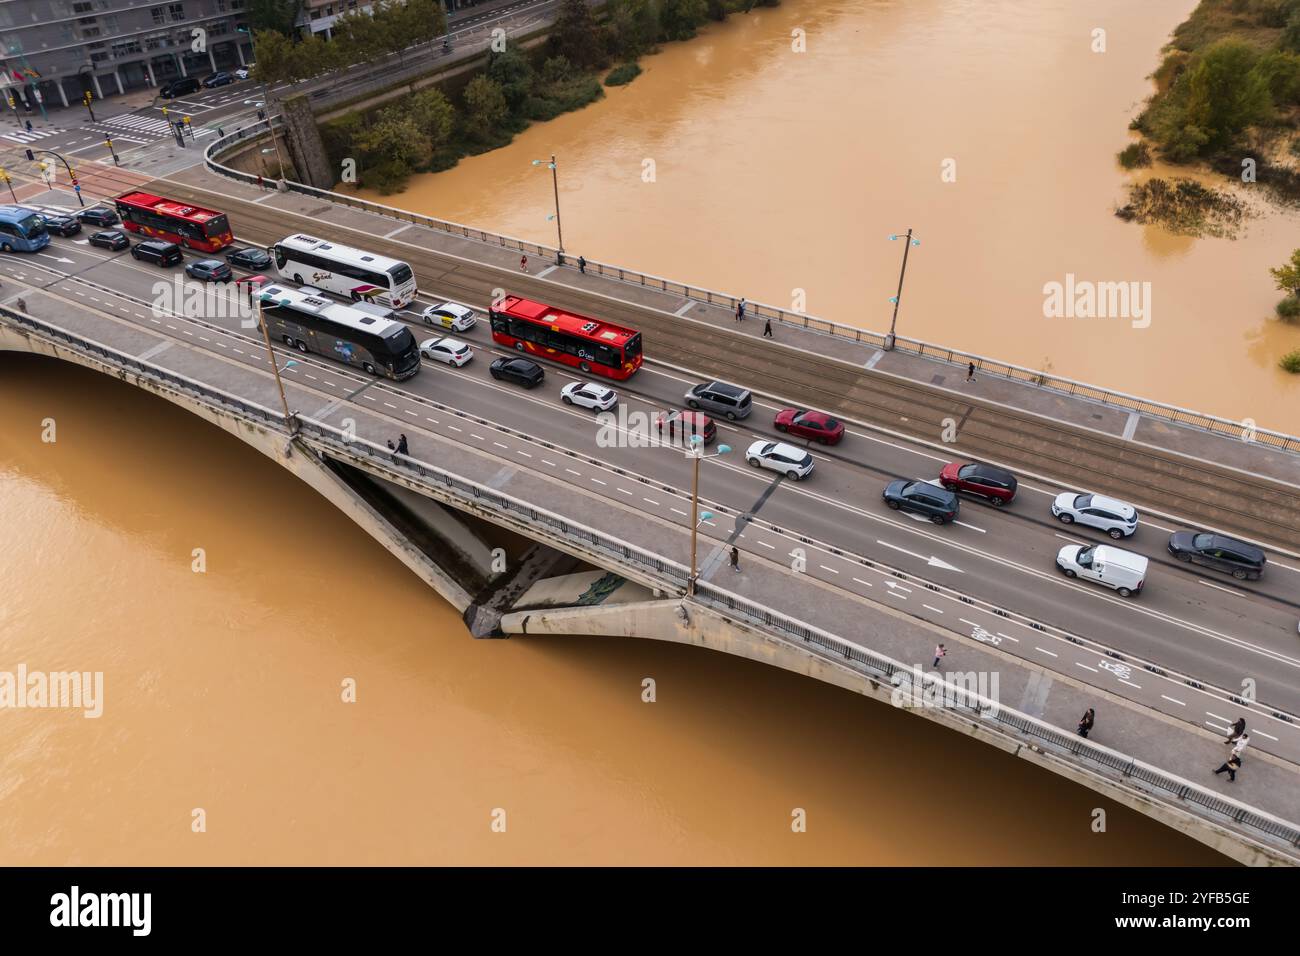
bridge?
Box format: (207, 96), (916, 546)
(1, 135), (1299, 865)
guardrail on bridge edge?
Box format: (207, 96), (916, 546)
(3, 302), (1297, 856)
(201, 124), (1300, 457)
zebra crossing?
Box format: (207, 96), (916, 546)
(1, 126), (59, 146)
(100, 113), (215, 140)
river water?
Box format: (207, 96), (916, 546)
(363, 0), (1300, 433)
(0, 0), (1235, 865)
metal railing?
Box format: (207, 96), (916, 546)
(2, 301), (1296, 855)
(202, 128), (1300, 456)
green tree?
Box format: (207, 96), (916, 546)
(394, 0), (446, 52)
(1270, 248), (1300, 296)
(285, 33), (336, 83)
(659, 0), (709, 41)
(1180, 39), (1272, 150)
(335, 6), (388, 63)
(607, 0), (660, 58)
(250, 29), (295, 85)
(487, 42), (535, 111)
(359, 110), (432, 170)
(1255, 50), (1300, 105)
(248, 0), (301, 36)
(553, 0), (604, 69)
(407, 87), (455, 152)
(464, 75), (509, 138)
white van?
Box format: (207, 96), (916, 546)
(1056, 544), (1147, 598)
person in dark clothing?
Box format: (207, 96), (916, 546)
(1225, 717), (1247, 744)
(729, 546), (740, 572)
(966, 361), (976, 382)
(736, 299), (746, 323)
(1077, 708), (1095, 738)
(1214, 754), (1242, 782)
(386, 439), (396, 451)
(24, 120), (32, 133)
(763, 317), (773, 338)
(578, 255), (587, 274)
(396, 434), (409, 455)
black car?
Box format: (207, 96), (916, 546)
(226, 247), (272, 270)
(42, 214), (81, 237)
(77, 207), (118, 227)
(159, 76), (201, 98)
(1167, 531), (1266, 581)
(131, 239), (183, 267)
(883, 479), (960, 524)
(490, 357), (544, 388)
(202, 72), (234, 89)
(88, 229), (129, 251)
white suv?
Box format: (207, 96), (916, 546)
(1051, 492), (1138, 539)
(419, 336), (472, 366)
(560, 381), (617, 411)
(746, 441), (814, 480)
(422, 301), (476, 332)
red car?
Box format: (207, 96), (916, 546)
(939, 461), (1018, 505)
(656, 409), (716, 445)
(774, 408), (845, 445)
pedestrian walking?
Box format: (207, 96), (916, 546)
(256, 173), (265, 190)
(15, 297), (27, 313)
(966, 361), (976, 382)
(1213, 754), (1242, 782)
(1231, 733), (1251, 758)
(729, 546), (740, 572)
(24, 120), (32, 133)
(520, 254), (528, 273)
(578, 255), (587, 274)
(1076, 708), (1095, 738)
(736, 298), (747, 323)
(932, 643), (946, 668)
(1225, 717), (1246, 744)
(396, 434), (409, 456)
(763, 317), (773, 338)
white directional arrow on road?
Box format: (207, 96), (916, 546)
(877, 539), (964, 573)
(36, 253), (74, 264)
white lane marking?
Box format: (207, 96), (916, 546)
(1075, 662), (1099, 673)
(1199, 580), (1245, 596)
(618, 488), (633, 496)
(493, 442), (508, 449)
(447, 425), (461, 432)
(1206, 711), (1229, 723)
(886, 591), (907, 600)
(819, 565), (840, 574)
(590, 478), (606, 486)
(404, 409), (418, 417)
(922, 604), (945, 614)
(541, 459), (556, 467)
(565, 469), (581, 476)
(1254, 730), (1279, 742)
(1161, 695), (1186, 706)
(1035, 647), (1059, 658)
(425, 417), (438, 424)
(643, 498), (660, 506)
(852, 577), (874, 587)
(758, 540), (775, 549)
(996, 632), (1020, 643)
(1119, 679), (1142, 689)
(517, 451), (532, 458)
(670, 507), (687, 516)
(383, 402), (397, 409)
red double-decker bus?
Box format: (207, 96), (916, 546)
(489, 295), (643, 380)
(114, 191), (234, 252)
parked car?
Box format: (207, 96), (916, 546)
(202, 72), (234, 88)
(490, 357), (543, 388)
(225, 247), (272, 270)
(159, 76), (201, 98)
(233, 67), (250, 81)
(1056, 544), (1147, 597)
(131, 239), (183, 267)
(655, 409), (715, 445)
(883, 479), (960, 524)
(746, 440), (814, 480)
(1052, 492), (1138, 539)
(774, 408), (845, 445)
(76, 207), (117, 227)
(185, 258), (232, 282)
(419, 336), (472, 367)
(41, 213), (80, 237)
(88, 229), (129, 251)
(940, 461), (1018, 506)
(561, 381), (617, 411)
(422, 301), (476, 332)
(1167, 531), (1266, 581)
(685, 381), (751, 420)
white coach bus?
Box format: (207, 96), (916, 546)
(269, 233), (417, 309)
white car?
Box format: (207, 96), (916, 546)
(419, 336), (472, 366)
(234, 67), (250, 81)
(561, 381), (617, 411)
(1051, 491), (1138, 539)
(746, 440), (814, 480)
(422, 301), (476, 332)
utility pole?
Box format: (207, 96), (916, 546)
(255, 294), (298, 436)
(885, 228), (920, 351)
(531, 155), (564, 264)
(0, 166), (16, 203)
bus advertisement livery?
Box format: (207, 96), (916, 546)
(270, 234), (417, 309)
(488, 295), (643, 380)
(0, 205), (51, 252)
(257, 285), (421, 381)
(115, 191), (234, 252)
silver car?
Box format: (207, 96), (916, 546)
(685, 381), (752, 421)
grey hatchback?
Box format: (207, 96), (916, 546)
(1167, 531), (1266, 581)
(684, 381), (752, 421)
(883, 479), (960, 524)
(185, 258), (232, 282)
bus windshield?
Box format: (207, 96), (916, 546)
(388, 263), (413, 285)
(203, 215), (230, 238)
(18, 214), (47, 239)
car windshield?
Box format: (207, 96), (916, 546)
(901, 481), (919, 495)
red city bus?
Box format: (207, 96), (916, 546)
(114, 191), (234, 252)
(489, 295), (643, 380)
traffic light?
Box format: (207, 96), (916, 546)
(24, 148), (34, 161)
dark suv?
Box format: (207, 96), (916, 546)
(1167, 531), (1266, 581)
(42, 213), (81, 237)
(160, 76), (201, 98)
(685, 381), (751, 421)
(131, 239), (183, 267)
(883, 479), (960, 524)
(940, 461), (1018, 505)
(490, 357), (544, 388)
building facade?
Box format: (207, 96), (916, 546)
(0, 0), (254, 109)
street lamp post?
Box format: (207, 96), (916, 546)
(255, 294), (299, 437)
(884, 228), (920, 351)
(530, 155), (564, 264)
(686, 436), (731, 596)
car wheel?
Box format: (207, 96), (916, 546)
(725, 412), (736, 421)
(818, 437), (830, 445)
(1057, 513), (1074, 524)
(1232, 569), (1248, 580)
(989, 497), (1005, 506)
(363, 363), (377, 376)
(1108, 528), (1124, 539)
(1117, 587), (1133, 598)
(515, 342), (525, 352)
(1062, 568), (1077, 578)
(423, 315), (433, 326)
(930, 514), (945, 524)
(687, 400), (700, 410)
(787, 470), (801, 480)
(562, 394), (573, 405)
(0, 242), (11, 252)
(1175, 552), (1192, 562)
(282, 335), (294, 346)
(293, 274), (303, 284)
(942, 481), (957, 491)
(776, 424), (787, 432)
(579, 362), (591, 373)
(748, 458), (761, 467)
(491, 371), (501, 380)
(295, 340), (308, 354)
(887, 500), (901, 510)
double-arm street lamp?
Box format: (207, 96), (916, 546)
(254, 292), (300, 437)
(530, 154), (564, 264)
(686, 435), (731, 596)
(884, 228), (920, 350)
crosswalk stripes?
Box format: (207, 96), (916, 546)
(102, 114), (175, 136)
(1, 127), (59, 145)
